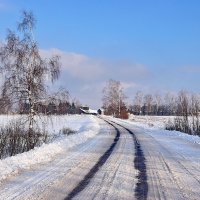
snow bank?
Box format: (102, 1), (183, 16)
(110, 115), (200, 146)
(0, 115), (100, 182)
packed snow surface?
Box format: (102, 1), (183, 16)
(0, 115), (100, 182)
(108, 116), (200, 199)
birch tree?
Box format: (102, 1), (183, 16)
(143, 94), (153, 115)
(191, 94), (200, 134)
(0, 11), (60, 144)
(102, 79), (126, 117)
(133, 91), (143, 115)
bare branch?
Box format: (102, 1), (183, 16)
(49, 55), (61, 82)
(18, 10), (36, 32)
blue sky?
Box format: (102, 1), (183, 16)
(0, 0), (200, 108)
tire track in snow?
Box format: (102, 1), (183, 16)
(64, 120), (120, 200)
(111, 120), (148, 200)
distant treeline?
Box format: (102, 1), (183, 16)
(0, 99), (82, 115)
(129, 90), (200, 116)
(129, 90), (200, 135)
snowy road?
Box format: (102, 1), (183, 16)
(0, 116), (200, 199)
(111, 117), (200, 200)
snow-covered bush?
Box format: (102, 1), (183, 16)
(60, 127), (77, 135)
(165, 117), (200, 136)
(0, 121), (50, 159)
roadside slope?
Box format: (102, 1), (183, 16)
(0, 115), (100, 183)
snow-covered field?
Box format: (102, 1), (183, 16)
(0, 115), (97, 134)
(118, 115), (200, 145)
(0, 114), (100, 182)
(128, 114), (174, 128)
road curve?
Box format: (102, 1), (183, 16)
(64, 120), (121, 199)
(1, 117), (200, 200)
(110, 117), (200, 200)
(0, 118), (138, 200)
(110, 120), (148, 200)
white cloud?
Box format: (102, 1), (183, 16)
(121, 81), (138, 90)
(40, 49), (105, 81)
(39, 48), (150, 108)
(115, 61), (148, 78)
(40, 48), (149, 82)
(181, 66), (200, 73)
